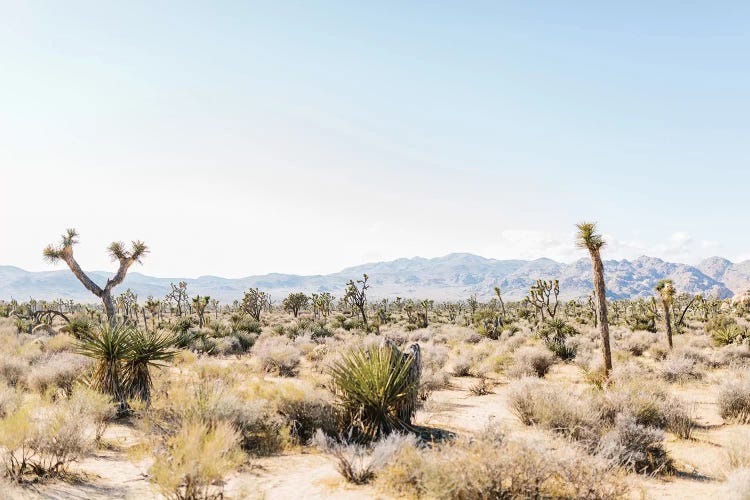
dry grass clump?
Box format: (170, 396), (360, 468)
(659, 353), (703, 383)
(619, 331), (657, 356)
(507, 346), (556, 378)
(0, 355), (27, 388)
(147, 378), (285, 456)
(376, 424), (629, 499)
(718, 377), (750, 424)
(0, 382), (21, 418)
(275, 383), (339, 443)
(507, 378), (600, 445)
(68, 386), (118, 442)
(508, 378), (681, 472)
(313, 430), (418, 485)
(596, 414), (673, 475)
(149, 420), (245, 499)
(252, 335), (302, 376)
(593, 382), (695, 439)
(43, 333), (76, 354)
(27, 353), (91, 396)
(0, 398), (95, 482)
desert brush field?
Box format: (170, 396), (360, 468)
(2, 244), (750, 499)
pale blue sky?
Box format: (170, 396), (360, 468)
(1, 2), (749, 277)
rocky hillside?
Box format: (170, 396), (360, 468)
(1, 253), (745, 303)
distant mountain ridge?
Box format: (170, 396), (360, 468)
(1, 253), (747, 303)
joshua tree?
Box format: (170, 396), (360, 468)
(43, 229), (148, 325)
(524, 279), (560, 320)
(311, 292), (335, 319)
(241, 288), (268, 321)
(192, 295), (210, 328)
(655, 279), (676, 349)
(165, 281), (189, 317)
(493, 286), (507, 323)
(345, 274), (370, 327)
(283, 292), (309, 318)
(576, 222), (612, 377)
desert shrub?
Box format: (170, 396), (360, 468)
(714, 344), (750, 368)
(648, 343), (670, 361)
(233, 331), (257, 352)
(330, 344), (419, 442)
(718, 378), (750, 424)
(626, 313), (656, 333)
(468, 377), (494, 396)
(663, 399), (695, 439)
(507, 378), (600, 446)
(707, 315), (738, 334)
(313, 430), (417, 485)
(0, 355), (27, 388)
(276, 389), (338, 443)
(507, 346), (556, 378)
(620, 331), (656, 356)
(232, 316), (261, 335)
(149, 420), (244, 500)
(712, 324), (749, 347)
(0, 382), (20, 418)
(44, 333), (76, 354)
(0, 400), (94, 482)
(27, 353), (90, 396)
(69, 386), (118, 442)
(213, 336), (242, 356)
(544, 336), (577, 361)
(723, 468), (750, 500)
(419, 367), (450, 400)
(660, 353), (703, 383)
(252, 335), (301, 377)
(377, 423), (629, 499)
(170, 317), (194, 335)
(155, 379), (285, 455)
(596, 414), (673, 475)
(60, 314), (92, 339)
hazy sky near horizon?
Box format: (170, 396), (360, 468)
(2, 2), (749, 278)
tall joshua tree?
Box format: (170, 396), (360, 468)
(576, 222), (612, 377)
(43, 228), (148, 324)
(655, 279), (675, 349)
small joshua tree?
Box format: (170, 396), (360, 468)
(43, 229), (148, 325)
(345, 274), (370, 327)
(241, 288), (268, 321)
(283, 292), (309, 318)
(524, 279), (560, 320)
(655, 279), (676, 349)
(165, 281), (189, 317)
(576, 222), (612, 377)
(192, 295), (210, 328)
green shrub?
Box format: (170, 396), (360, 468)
(330, 344), (419, 442)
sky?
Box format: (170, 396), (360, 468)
(1, 1), (749, 278)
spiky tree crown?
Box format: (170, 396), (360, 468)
(576, 222), (605, 252)
(43, 228), (79, 262)
(655, 279), (676, 303)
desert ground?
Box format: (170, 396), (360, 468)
(2, 285), (750, 500)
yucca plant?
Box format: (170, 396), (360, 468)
(330, 345), (418, 442)
(76, 322), (132, 404)
(123, 328), (179, 402)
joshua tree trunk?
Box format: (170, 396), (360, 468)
(591, 253), (613, 376)
(662, 299), (673, 349)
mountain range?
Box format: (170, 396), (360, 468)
(2, 254), (750, 303)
